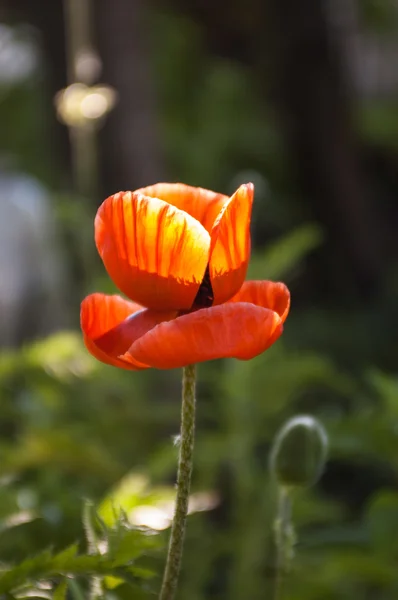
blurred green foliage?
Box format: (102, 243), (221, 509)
(1, 225), (398, 598)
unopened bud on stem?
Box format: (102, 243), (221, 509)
(270, 415), (328, 489)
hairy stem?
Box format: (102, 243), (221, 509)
(272, 487), (294, 600)
(159, 364), (197, 600)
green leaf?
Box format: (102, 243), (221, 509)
(50, 544), (79, 569)
(53, 580), (68, 600)
(110, 529), (160, 566)
(248, 223), (323, 281)
(0, 550), (53, 593)
(68, 579), (86, 600)
(98, 473), (151, 526)
(0, 545), (156, 594)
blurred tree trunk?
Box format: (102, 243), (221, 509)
(168, 0), (385, 296)
(261, 0), (382, 296)
(3, 0), (71, 186)
(97, 0), (165, 196)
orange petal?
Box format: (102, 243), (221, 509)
(81, 293), (145, 369)
(209, 183), (254, 304)
(228, 280), (290, 323)
(137, 183), (228, 233)
(122, 302), (283, 369)
(95, 191), (211, 310)
(81, 293), (177, 369)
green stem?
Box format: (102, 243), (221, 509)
(159, 364), (197, 600)
(272, 486), (293, 600)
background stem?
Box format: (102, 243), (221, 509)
(160, 364), (197, 600)
(272, 486), (293, 600)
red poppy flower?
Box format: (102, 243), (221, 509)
(81, 183), (290, 370)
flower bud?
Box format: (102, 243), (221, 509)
(270, 415), (328, 488)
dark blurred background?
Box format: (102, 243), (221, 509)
(0, 0), (398, 598)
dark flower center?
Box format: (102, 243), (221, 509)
(191, 264), (214, 310)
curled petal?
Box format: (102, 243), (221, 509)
(137, 183), (228, 233)
(81, 293), (176, 369)
(81, 293), (145, 369)
(229, 280), (290, 322)
(209, 183), (254, 304)
(95, 192), (211, 310)
(122, 302), (283, 369)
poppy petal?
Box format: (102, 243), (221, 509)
(137, 183), (228, 233)
(81, 293), (145, 369)
(209, 183), (254, 304)
(95, 192), (211, 310)
(228, 280), (290, 322)
(122, 302), (283, 369)
(81, 293), (177, 369)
